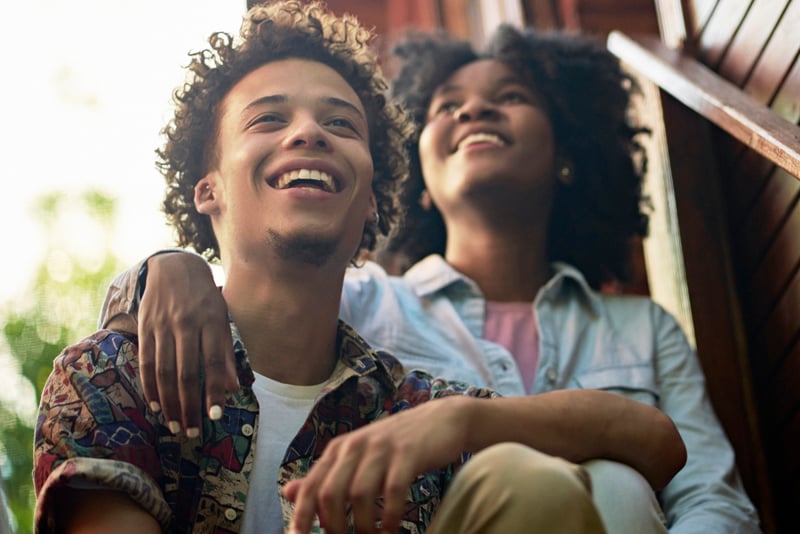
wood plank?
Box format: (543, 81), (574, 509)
(739, 168), (800, 281)
(578, 10), (660, 35)
(770, 51), (800, 122)
(759, 338), (800, 431)
(696, 0), (752, 67)
(681, 0), (720, 40)
(752, 264), (800, 375)
(717, 0), (790, 86)
(522, 0), (560, 29)
(721, 143), (774, 232)
(743, 182), (800, 325)
(743, 0), (800, 104)
(607, 31), (800, 179)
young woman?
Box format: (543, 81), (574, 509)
(101, 25), (759, 533)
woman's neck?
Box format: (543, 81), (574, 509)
(444, 223), (550, 302)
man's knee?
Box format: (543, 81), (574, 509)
(429, 444), (605, 533)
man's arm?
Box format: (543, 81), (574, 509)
(284, 389), (686, 534)
(52, 489), (160, 534)
(100, 251), (236, 435)
(34, 332), (171, 533)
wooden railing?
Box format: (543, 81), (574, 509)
(607, 31), (800, 179)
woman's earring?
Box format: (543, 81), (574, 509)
(559, 165), (574, 185)
(374, 211), (380, 225)
(419, 189), (433, 211)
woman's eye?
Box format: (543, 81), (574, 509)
(499, 92), (527, 104)
(434, 101), (460, 115)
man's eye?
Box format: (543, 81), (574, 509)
(328, 117), (355, 130)
(249, 114), (282, 127)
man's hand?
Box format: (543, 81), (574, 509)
(283, 390), (686, 534)
(138, 252), (238, 436)
(284, 396), (472, 534)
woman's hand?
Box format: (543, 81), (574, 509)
(137, 252), (238, 436)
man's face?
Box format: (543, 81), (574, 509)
(199, 58), (375, 270)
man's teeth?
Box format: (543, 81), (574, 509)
(274, 169), (335, 192)
(458, 132), (506, 150)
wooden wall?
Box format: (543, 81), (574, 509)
(686, 1), (800, 531)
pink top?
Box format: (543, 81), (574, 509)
(483, 301), (540, 391)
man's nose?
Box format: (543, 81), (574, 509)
(283, 117), (330, 149)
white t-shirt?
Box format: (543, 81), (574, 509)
(240, 372), (326, 534)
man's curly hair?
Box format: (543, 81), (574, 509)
(158, 0), (412, 261)
(386, 26), (651, 288)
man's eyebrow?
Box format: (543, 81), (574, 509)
(240, 94), (365, 121)
(323, 96), (366, 121)
(241, 94), (288, 117)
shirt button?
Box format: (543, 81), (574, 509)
(546, 368), (557, 383)
(242, 423), (254, 436)
(224, 508), (238, 521)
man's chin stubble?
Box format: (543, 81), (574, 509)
(266, 229), (338, 268)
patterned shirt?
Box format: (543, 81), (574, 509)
(34, 320), (496, 533)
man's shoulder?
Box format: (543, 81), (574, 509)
(54, 329), (138, 375)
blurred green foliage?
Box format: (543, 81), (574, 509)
(0, 190), (125, 534)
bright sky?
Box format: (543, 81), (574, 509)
(0, 1), (246, 424)
(0, 0), (245, 304)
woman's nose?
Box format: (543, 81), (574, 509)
(456, 98), (499, 122)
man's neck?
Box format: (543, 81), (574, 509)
(221, 261), (345, 385)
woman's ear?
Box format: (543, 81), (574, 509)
(194, 175), (220, 215)
(368, 192), (378, 224)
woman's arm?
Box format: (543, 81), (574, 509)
(101, 251), (237, 435)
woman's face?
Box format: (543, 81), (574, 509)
(418, 59), (557, 219)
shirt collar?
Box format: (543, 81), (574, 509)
(404, 254), (603, 316)
(229, 318), (398, 393)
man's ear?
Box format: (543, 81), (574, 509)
(195, 175), (220, 215)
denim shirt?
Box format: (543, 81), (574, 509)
(340, 255), (761, 534)
(100, 252), (761, 533)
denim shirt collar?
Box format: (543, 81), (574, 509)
(404, 254), (603, 317)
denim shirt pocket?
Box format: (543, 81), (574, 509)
(573, 364), (660, 406)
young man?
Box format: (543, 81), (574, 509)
(34, 2), (685, 533)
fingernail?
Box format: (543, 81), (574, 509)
(209, 405), (223, 420)
(150, 401), (161, 413)
(186, 427), (200, 439)
(168, 421), (181, 434)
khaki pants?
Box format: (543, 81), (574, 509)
(428, 443), (606, 534)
